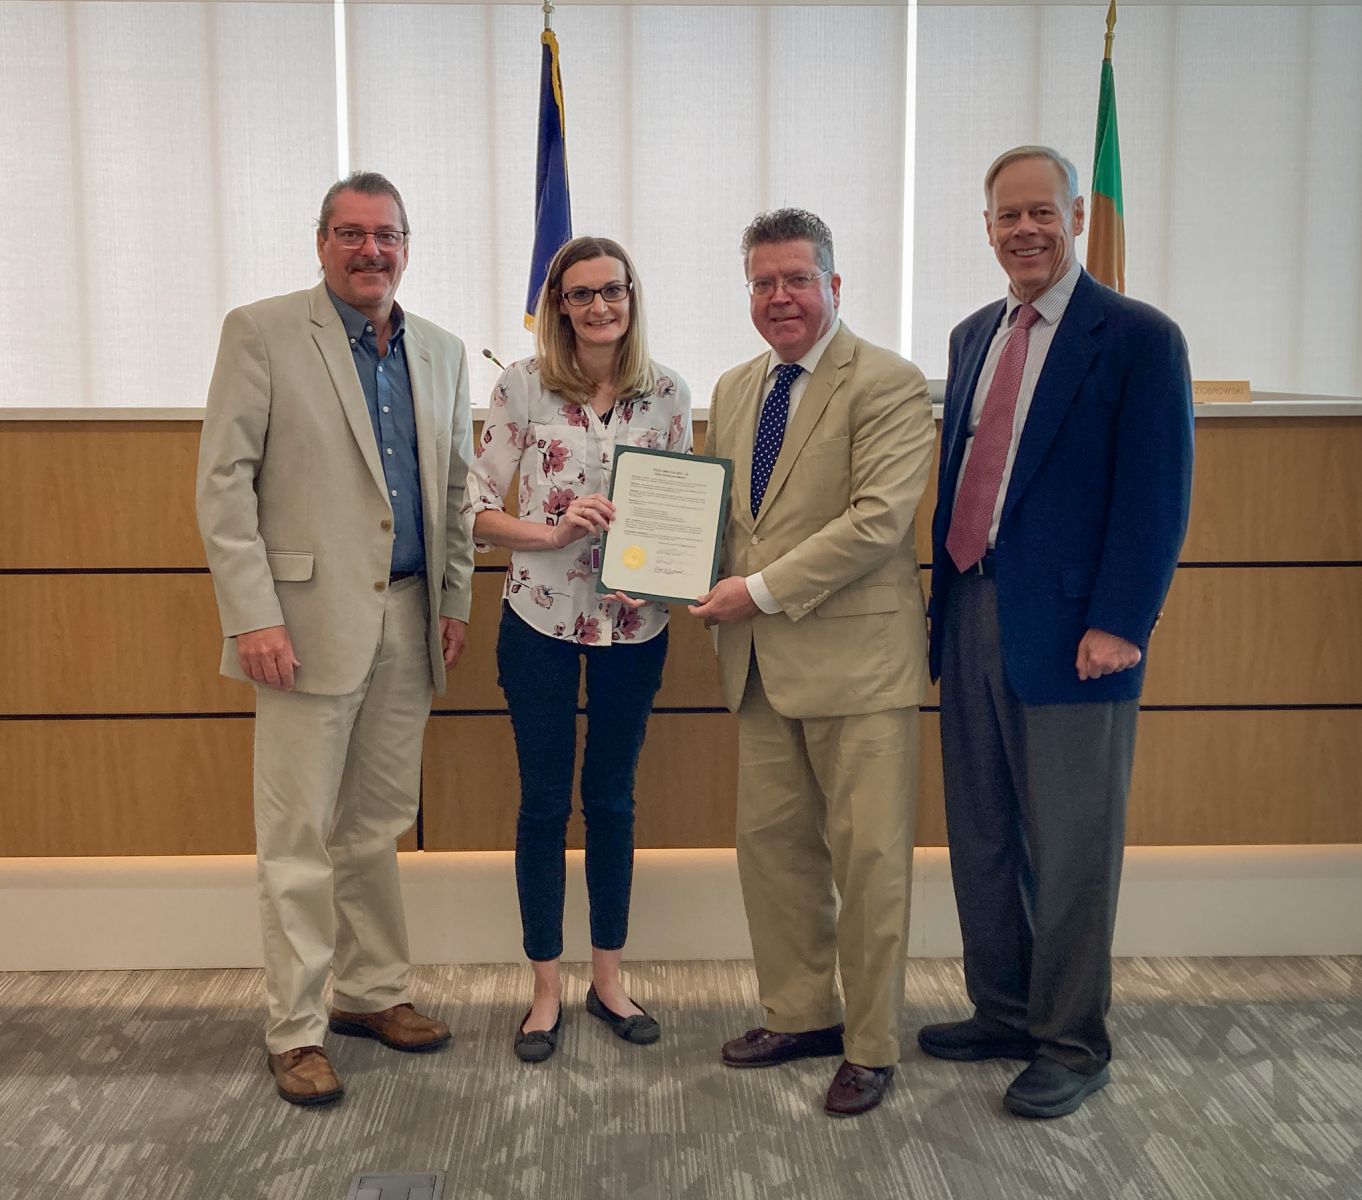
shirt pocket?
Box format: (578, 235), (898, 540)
(529, 423), (592, 489)
(623, 426), (665, 451)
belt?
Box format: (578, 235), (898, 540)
(389, 570), (420, 584)
(962, 552), (996, 578)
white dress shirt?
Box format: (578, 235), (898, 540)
(954, 260), (1082, 547)
(745, 318), (842, 614)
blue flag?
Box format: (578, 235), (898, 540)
(526, 30), (571, 328)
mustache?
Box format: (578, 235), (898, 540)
(348, 258), (390, 272)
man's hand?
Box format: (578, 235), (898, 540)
(688, 576), (759, 625)
(440, 616), (468, 668)
(1076, 628), (1142, 681)
(236, 625), (300, 691)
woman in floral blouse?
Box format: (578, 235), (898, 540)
(466, 236), (692, 1062)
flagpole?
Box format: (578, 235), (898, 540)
(1103, 0), (1116, 60)
(1087, 0), (1124, 293)
(544, 0), (554, 32)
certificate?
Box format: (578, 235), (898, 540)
(597, 447), (732, 605)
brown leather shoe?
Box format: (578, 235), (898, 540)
(267, 1045), (344, 1106)
(721, 1024), (844, 1068)
(824, 1060), (894, 1117)
(328, 1003), (451, 1052)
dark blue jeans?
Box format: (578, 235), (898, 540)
(496, 605), (668, 962)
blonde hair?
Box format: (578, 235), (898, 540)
(534, 236), (655, 404)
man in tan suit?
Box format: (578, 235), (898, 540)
(196, 172), (474, 1106)
(691, 209), (934, 1117)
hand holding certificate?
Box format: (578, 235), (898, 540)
(597, 447), (732, 605)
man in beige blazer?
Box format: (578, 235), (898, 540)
(691, 209), (934, 1117)
(196, 172), (474, 1106)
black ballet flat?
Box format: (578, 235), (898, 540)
(513, 1003), (562, 1063)
(585, 983), (660, 1045)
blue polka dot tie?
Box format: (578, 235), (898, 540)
(751, 362), (803, 517)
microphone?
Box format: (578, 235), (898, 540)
(482, 348), (505, 369)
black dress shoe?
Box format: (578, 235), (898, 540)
(721, 1024), (844, 1068)
(918, 1017), (1037, 1062)
(585, 984), (660, 1044)
(1004, 1057), (1110, 1118)
(824, 1060), (894, 1117)
(513, 1003), (562, 1063)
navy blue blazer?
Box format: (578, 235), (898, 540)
(928, 270), (1194, 705)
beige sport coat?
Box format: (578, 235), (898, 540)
(196, 282), (475, 697)
(706, 323), (935, 719)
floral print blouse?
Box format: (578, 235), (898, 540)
(466, 358), (693, 646)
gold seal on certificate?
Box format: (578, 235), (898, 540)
(597, 447), (732, 605)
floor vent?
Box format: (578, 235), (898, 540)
(344, 1172), (444, 1200)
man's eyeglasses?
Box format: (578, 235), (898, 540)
(329, 227), (409, 250)
(745, 270), (829, 298)
(560, 282), (632, 306)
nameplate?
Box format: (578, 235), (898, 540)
(1193, 380), (1252, 403)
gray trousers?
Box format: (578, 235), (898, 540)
(939, 573), (1137, 1073)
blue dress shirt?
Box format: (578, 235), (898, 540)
(328, 290), (426, 577)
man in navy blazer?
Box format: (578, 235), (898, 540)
(919, 146), (1193, 1118)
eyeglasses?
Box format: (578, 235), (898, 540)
(560, 282), (632, 306)
(329, 226), (409, 250)
(745, 270), (829, 298)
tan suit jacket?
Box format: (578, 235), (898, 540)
(196, 282), (474, 697)
(707, 323), (935, 718)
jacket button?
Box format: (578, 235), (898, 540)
(374, 580), (386, 592)
(380, 519), (393, 531)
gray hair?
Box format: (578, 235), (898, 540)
(740, 208), (835, 274)
(984, 146), (1079, 209)
(317, 171), (410, 235)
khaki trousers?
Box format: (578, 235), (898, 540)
(735, 661), (918, 1068)
(253, 577), (433, 1053)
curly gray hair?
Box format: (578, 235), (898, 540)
(740, 208), (835, 274)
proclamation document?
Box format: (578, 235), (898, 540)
(598, 447), (732, 605)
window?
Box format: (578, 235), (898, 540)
(3, 1), (1357, 410)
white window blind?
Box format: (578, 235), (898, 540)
(3, 1), (1358, 409)
(914, 4), (1362, 395)
(2, 1), (337, 409)
(346, 4), (908, 406)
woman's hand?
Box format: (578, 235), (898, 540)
(605, 591), (647, 609)
(548, 493), (615, 549)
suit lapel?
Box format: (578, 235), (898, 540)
(752, 324), (853, 530)
(1000, 273), (1103, 526)
(309, 284), (387, 498)
(406, 325), (441, 564)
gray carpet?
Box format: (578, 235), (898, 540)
(0, 958), (1359, 1200)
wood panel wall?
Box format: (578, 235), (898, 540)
(2, 416), (1359, 856)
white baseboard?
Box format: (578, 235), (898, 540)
(1, 845), (1358, 971)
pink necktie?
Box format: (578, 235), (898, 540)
(946, 303), (1041, 573)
